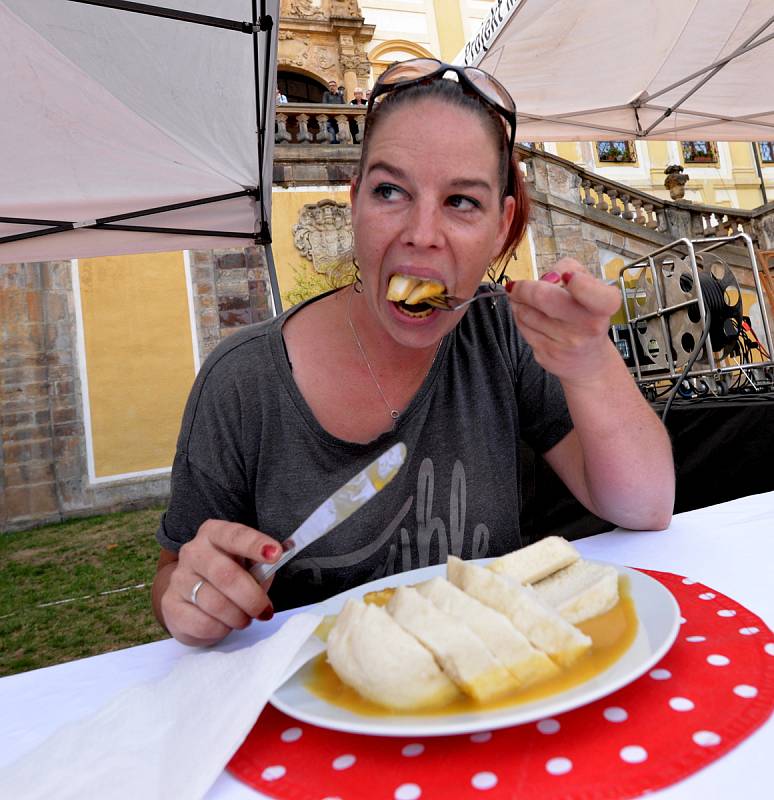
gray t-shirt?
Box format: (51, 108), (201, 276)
(157, 289), (573, 610)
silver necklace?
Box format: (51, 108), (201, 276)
(347, 288), (400, 421)
(346, 288), (444, 424)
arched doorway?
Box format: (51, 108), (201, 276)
(368, 40), (434, 83)
(278, 71), (327, 103)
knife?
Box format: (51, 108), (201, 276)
(249, 442), (407, 584)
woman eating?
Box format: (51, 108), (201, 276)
(152, 60), (675, 647)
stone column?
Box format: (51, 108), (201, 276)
(340, 52), (358, 100)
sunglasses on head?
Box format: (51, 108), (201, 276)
(367, 58), (517, 156)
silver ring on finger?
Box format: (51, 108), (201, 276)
(190, 578), (206, 607)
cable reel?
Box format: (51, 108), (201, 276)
(633, 254), (743, 371)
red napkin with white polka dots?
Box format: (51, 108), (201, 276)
(229, 570), (773, 800)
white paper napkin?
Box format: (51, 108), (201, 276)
(0, 612), (322, 800)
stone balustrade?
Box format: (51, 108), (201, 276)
(685, 206), (756, 239)
(578, 175), (667, 232)
(275, 103), (366, 146)
(574, 166), (758, 241)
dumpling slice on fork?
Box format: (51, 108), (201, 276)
(386, 273), (446, 317)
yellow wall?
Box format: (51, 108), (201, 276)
(432, 0), (466, 62)
(77, 252), (195, 478)
(740, 288), (768, 364)
(509, 233), (536, 281)
(556, 143), (581, 162)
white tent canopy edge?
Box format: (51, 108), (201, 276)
(0, 0), (284, 309)
(454, 0), (774, 143)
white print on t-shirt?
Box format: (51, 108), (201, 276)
(287, 458), (490, 584)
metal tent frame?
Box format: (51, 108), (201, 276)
(458, 1), (774, 144)
(0, 0), (284, 310)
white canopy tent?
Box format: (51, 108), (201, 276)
(0, 0), (283, 306)
(456, 0), (774, 144)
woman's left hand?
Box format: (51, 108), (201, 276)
(507, 257), (622, 386)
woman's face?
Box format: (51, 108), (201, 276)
(350, 97), (515, 348)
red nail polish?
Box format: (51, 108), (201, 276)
(261, 544), (280, 561)
(561, 271), (574, 284)
(541, 271), (561, 284)
(505, 280), (514, 292)
(258, 604), (274, 621)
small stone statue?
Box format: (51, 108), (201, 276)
(664, 164), (690, 201)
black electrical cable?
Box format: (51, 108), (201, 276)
(661, 308), (712, 423)
(659, 266), (748, 422)
(695, 271), (736, 350)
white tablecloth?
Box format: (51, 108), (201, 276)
(1, 492), (771, 799)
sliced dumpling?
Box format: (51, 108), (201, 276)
(387, 586), (518, 702)
(447, 556), (591, 668)
(386, 274), (420, 302)
(326, 599), (458, 710)
(386, 273), (445, 305)
(488, 536), (580, 584)
(405, 279), (445, 305)
(415, 576), (559, 687)
(532, 560), (619, 624)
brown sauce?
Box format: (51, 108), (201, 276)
(305, 577), (638, 717)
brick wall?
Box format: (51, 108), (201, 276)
(1, 261), (78, 530)
(188, 246), (274, 359)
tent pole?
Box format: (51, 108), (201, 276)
(264, 242), (283, 315)
(251, 0), (282, 314)
(67, 0), (255, 32)
(642, 20), (774, 136)
(0, 190), (253, 229)
(0, 225), (258, 247)
(642, 20), (774, 105)
(0, 191), (266, 246)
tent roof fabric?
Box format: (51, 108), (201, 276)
(457, 0), (774, 143)
(0, 0), (278, 264)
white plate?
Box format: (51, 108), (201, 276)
(270, 560), (680, 737)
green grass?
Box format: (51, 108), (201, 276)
(0, 507), (169, 676)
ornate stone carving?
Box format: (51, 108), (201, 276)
(293, 200), (354, 279)
(340, 53), (359, 71)
(314, 46), (335, 70)
(352, 47), (370, 78)
(281, 0), (325, 20)
(331, 0), (362, 19)
(278, 33), (311, 67)
(277, 1), (374, 89)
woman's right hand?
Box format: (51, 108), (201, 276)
(154, 519), (282, 647)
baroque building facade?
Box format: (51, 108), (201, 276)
(3, 2), (774, 532)
(276, 0), (374, 100)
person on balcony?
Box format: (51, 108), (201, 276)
(153, 60), (675, 647)
(351, 87), (367, 106)
(321, 79), (341, 104)
(321, 79), (343, 143)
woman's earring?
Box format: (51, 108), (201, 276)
(353, 256), (363, 293)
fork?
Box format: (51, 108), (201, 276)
(424, 288), (508, 311)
